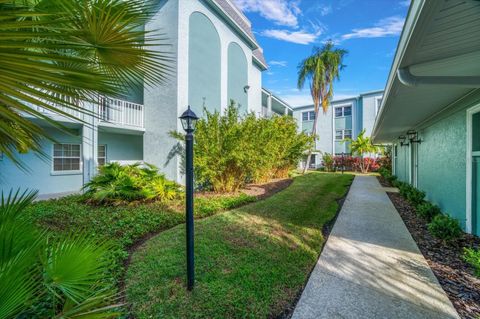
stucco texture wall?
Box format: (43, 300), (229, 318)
(0, 127), (83, 196)
(417, 110), (467, 227)
(227, 42), (248, 113)
(98, 132), (143, 163)
(188, 11), (221, 115)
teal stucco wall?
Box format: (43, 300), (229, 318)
(392, 92), (480, 233)
(0, 127), (83, 197)
(98, 132), (143, 163)
(188, 12), (221, 115)
(227, 42), (248, 113)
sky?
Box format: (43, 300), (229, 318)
(232, 0), (410, 107)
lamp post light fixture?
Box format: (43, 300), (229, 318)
(179, 105), (199, 291)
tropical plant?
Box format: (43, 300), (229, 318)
(297, 41), (347, 174)
(84, 162), (181, 204)
(0, 189), (120, 318)
(0, 0), (172, 168)
(171, 102), (312, 193)
(463, 247), (480, 277)
(427, 214), (462, 242)
(346, 129), (379, 173)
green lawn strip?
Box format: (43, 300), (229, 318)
(125, 172), (354, 318)
(24, 193), (256, 284)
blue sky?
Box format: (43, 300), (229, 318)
(233, 0), (410, 106)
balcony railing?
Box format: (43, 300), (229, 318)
(98, 97), (144, 128)
(34, 98), (83, 120)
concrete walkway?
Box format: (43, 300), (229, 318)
(292, 175), (459, 319)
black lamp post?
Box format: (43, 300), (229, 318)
(179, 105), (199, 291)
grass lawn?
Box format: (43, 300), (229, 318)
(25, 192), (256, 284)
(125, 172), (354, 318)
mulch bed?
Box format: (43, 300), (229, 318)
(380, 177), (480, 319)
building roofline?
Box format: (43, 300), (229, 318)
(262, 88), (292, 111)
(292, 90), (384, 111)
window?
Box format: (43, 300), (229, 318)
(98, 145), (107, 167)
(335, 130), (343, 140)
(335, 129), (352, 140)
(309, 154), (316, 168)
(53, 144), (81, 172)
(302, 111), (315, 121)
(335, 105), (352, 118)
(344, 129), (352, 139)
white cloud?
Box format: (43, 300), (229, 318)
(233, 0), (301, 27)
(399, 0), (410, 7)
(341, 16), (405, 40)
(318, 4), (332, 16)
(269, 60), (288, 67)
(261, 29), (321, 45)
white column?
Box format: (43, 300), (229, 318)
(82, 101), (98, 187)
(284, 106), (288, 115)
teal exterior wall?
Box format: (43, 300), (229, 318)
(227, 42), (248, 113)
(98, 132), (143, 163)
(391, 92), (480, 234)
(0, 127), (83, 196)
(188, 12), (221, 115)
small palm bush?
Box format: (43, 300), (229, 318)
(427, 214), (462, 242)
(463, 247), (480, 277)
(322, 153), (334, 172)
(0, 190), (120, 318)
(84, 162), (181, 204)
(416, 202), (441, 222)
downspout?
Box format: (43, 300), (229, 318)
(397, 67), (480, 87)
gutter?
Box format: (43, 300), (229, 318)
(397, 67), (480, 88)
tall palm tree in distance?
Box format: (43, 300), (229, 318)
(297, 41), (347, 173)
(0, 0), (172, 169)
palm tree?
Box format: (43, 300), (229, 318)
(0, 0), (172, 168)
(347, 129), (379, 173)
(297, 41), (347, 173)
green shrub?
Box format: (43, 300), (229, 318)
(171, 102), (313, 192)
(416, 202), (441, 222)
(463, 247), (480, 277)
(84, 162), (181, 203)
(322, 153), (335, 172)
(427, 214), (462, 242)
(406, 188), (426, 207)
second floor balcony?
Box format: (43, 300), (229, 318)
(98, 97), (144, 129)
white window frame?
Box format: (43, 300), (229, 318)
(335, 129), (352, 141)
(51, 143), (82, 175)
(98, 144), (107, 167)
(334, 105), (352, 118)
(466, 103), (480, 234)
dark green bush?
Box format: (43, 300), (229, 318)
(427, 214), (462, 242)
(463, 247), (480, 277)
(84, 162), (182, 203)
(416, 202), (441, 222)
(406, 188), (426, 207)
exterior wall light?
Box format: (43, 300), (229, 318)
(243, 85), (250, 93)
(179, 105), (199, 291)
(398, 135), (409, 147)
(407, 130), (422, 144)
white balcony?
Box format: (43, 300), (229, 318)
(98, 97), (144, 129)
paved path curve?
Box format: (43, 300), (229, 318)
(292, 175), (459, 319)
